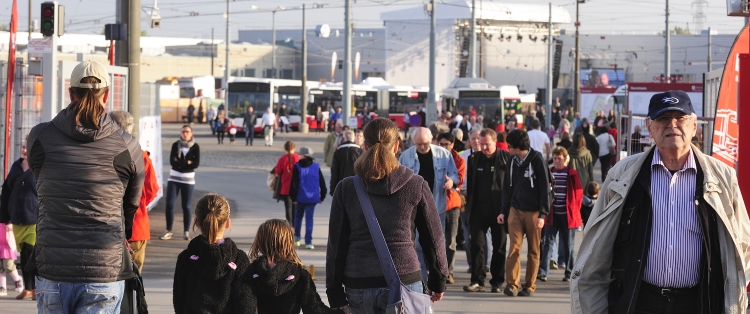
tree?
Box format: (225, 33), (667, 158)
(0, 24), (8, 32)
(660, 27), (690, 35)
(141, 30), (147, 37)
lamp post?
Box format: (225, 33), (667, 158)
(272, 6), (285, 79)
(574, 0), (585, 114)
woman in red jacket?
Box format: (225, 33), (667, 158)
(537, 146), (582, 282)
(275, 141), (300, 226)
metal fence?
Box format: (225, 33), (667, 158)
(0, 59), (44, 176)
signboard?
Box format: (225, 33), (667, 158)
(348, 117), (358, 128)
(627, 83), (704, 117)
(580, 87), (618, 123)
(28, 38), (53, 57)
(139, 116), (163, 210)
(459, 90), (500, 98)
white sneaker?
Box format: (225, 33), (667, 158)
(0, 287), (7, 296)
(184, 231), (190, 240)
(14, 281), (23, 293)
(160, 231), (173, 240)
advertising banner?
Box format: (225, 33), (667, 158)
(580, 87), (618, 123)
(580, 69), (626, 88)
(139, 116), (163, 210)
(627, 83), (704, 117)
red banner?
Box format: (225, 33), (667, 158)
(4, 0), (17, 175)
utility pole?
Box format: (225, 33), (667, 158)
(28, 0), (32, 44)
(128, 0), (141, 137)
(300, 4), (309, 133)
(574, 0), (581, 114)
(343, 0), (352, 127)
(211, 28), (214, 76)
(707, 26), (711, 72)
(272, 10), (277, 79)
(665, 0), (671, 81)
(224, 0), (229, 111)
(546, 3), (553, 130)
(428, 0), (437, 125)
(469, 0), (477, 78)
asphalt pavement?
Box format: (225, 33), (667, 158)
(0, 123), (589, 313)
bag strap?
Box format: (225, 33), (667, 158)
(352, 176), (403, 305)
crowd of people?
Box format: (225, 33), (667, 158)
(1, 59), (749, 314)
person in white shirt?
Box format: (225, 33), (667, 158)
(260, 107), (277, 146)
(206, 105), (217, 135)
(595, 126), (616, 182)
(527, 119), (550, 161)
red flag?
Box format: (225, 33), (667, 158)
(4, 0), (17, 175)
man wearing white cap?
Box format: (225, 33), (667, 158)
(26, 60), (145, 313)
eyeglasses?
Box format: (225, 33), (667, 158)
(438, 142), (452, 147)
(653, 114), (691, 126)
(414, 142), (430, 147)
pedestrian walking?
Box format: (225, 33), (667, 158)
(187, 102), (195, 124)
(245, 219), (343, 314)
(215, 110), (228, 144)
(161, 125), (200, 241)
(197, 103), (205, 124)
(609, 121), (620, 165)
(458, 130), (491, 274)
(528, 119), (551, 161)
(568, 133), (595, 190)
(275, 141), (300, 225)
(324, 122), (344, 167)
(0, 139), (36, 300)
(315, 106), (325, 134)
(498, 129), (550, 297)
(537, 147), (583, 282)
(330, 130), (363, 195)
(0, 222), (22, 297)
(27, 60), (145, 311)
(277, 103), (291, 134)
(290, 147), (327, 249)
(579, 181), (599, 227)
(596, 126), (616, 182)
(326, 118), (448, 314)
(437, 132), (466, 285)
(173, 194), (255, 314)
(207, 105), (217, 135)
(572, 90), (750, 313)
(243, 106), (257, 146)
(261, 107), (277, 146)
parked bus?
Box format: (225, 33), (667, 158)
(377, 85), (428, 130)
(226, 78), (312, 134)
(442, 78), (504, 129)
(306, 83), (378, 129)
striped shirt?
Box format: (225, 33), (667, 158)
(551, 167), (568, 214)
(644, 147), (701, 288)
(168, 169), (196, 185)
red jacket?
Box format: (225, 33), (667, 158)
(130, 151), (159, 242)
(445, 149), (466, 211)
(275, 153), (300, 196)
(545, 166), (583, 229)
(496, 142), (509, 152)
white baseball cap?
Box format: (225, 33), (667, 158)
(70, 61), (109, 89)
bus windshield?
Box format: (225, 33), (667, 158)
(503, 99), (521, 111)
(277, 86), (302, 116)
(456, 98), (503, 127)
(227, 82), (270, 118)
(308, 89), (342, 115)
(388, 92), (427, 113)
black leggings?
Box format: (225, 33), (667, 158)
(20, 242), (35, 290)
(280, 195), (294, 226)
(217, 131), (225, 143)
(599, 154), (612, 182)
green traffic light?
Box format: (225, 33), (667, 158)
(42, 21), (53, 31)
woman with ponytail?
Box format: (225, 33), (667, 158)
(26, 61), (145, 311)
(326, 118), (448, 313)
(274, 141), (299, 227)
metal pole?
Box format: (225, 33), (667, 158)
(665, 0), (671, 81)
(427, 0), (437, 125)
(469, 0), (476, 78)
(546, 3), (553, 130)
(41, 5), (58, 123)
(224, 0), (229, 111)
(116, 0), (128, 67)
(28, 0), (32, 43)
(707, 26), (712, 72)
(211, 28), (214, 76)
(343, 0), (352, 127)
(580, 0), (581, 112)
(128, 0), (141, 138)
(272, 10), (277, 79)
(300, 4), (309, 133)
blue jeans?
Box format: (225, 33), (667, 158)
(415, 211), (446, 281)
(294, 203), (316, 245)
(36, 277), (124, 314)
(539, 214), (575, 278)
(165, 181), (195, 232)
(345, 281), (423, 314)
(245, 125), (255, 144)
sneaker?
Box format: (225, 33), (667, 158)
(562, 277), (571, 282)
(0, 287), (7, 296)
(503, 286), (518, 297)
(14, 281), (23, 293)
(559, 264), (567, 270)
(305, 244), (315, 249)
(446, 274), (454, 284)
(537, 274), (548, 282)
(491, 284), (502, 293)
(184, 231), (190, 240)
(462, 283), (485, 292)
(550, 260), (558, 270)
(295, 240), (301, 247)
(160, 231), (173, 240)
(518, 288), (534, 297)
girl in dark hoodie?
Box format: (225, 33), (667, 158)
(173, 194), (255, 314)
(245, 219), (342, 314)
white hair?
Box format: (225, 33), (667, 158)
(451, 128), (463, 141)
(343, 130), (356, 142)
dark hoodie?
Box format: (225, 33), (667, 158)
(501, 148), (550, 218)
(326, 166), (448, 308)
(173, 235), (255, 314)
(245, 256), (343, 314)
(26, 107), (144, 283)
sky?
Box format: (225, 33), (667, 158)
(0, 0), (746, 40)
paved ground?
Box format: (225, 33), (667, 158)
(0, 123), (602, 313)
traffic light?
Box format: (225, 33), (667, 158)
(40, 2), (64, 37)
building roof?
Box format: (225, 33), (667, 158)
(381, 0), (570, 24)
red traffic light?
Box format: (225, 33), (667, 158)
(42, 7), (54, 18)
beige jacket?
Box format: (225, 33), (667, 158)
(571, 145), (750, 313)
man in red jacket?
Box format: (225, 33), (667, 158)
(437, 133), (465, 285)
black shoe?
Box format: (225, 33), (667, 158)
(491, 284), (502, 293)
(462, 283), (485, 292)
(537, 275), (548, 282)
(503, 286), (518, 297)
(562, 277), (571, 282)
(518, 288), (534, 296)
(485, 266), (490, 273)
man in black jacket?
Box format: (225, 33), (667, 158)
(243, 106), (257, 146)
(580, 118), (599, 165)
(498, 129), (550, 297)
(462, 129), (510, 293)
(330, 130), (363, 195)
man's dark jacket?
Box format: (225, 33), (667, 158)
(608, 149), (723, 314)
(329, 142), (363, 195)
(27, 107), (145, 283)
(466, 150), (509, 220)
(501, 148), (550, 218)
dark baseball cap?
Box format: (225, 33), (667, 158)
(648, 90), (695, 120)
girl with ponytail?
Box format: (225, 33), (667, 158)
(275, 141), (299, 227)
(173, 194), (255, 314)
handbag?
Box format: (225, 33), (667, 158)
(608, 134), (616, 156)
(267, 167), (278, 192)
(352, 176), (433, 314)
